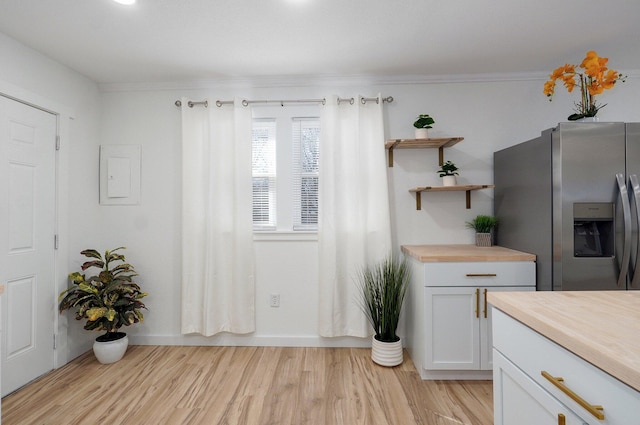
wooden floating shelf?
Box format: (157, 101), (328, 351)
(409, 184), (495, 210)
(385, 137), (464, 167)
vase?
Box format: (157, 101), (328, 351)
(475, 232), (492, 247)
(93, 332), (129, 364)
(442, 175), (457, 186)
(574, 117), (599, 122)
(415, 128), (429, 139)
(371, 336), (403, 367)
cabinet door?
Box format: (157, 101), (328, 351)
(480, 286), (535, 370)
(425, 287), (480, 370)
(494, 351), (588, 425)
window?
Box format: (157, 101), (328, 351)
(292, 118), (319, 230)
(252, 119), (276, 229)
(251, 106), (320, 232)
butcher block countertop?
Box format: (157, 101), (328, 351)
(489, 291), (640, 392)
(401, 244), (536, 262)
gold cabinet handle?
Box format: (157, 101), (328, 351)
(483, 288), (488, 318)
(557, 413), (566, 425)
(466, 273), (497, 277)
(541, 371), (605, 420)
(475, 288), (480, 318)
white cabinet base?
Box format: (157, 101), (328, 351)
(405, 256), (535, 380)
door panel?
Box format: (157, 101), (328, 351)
(425, 287), (479, 370)
(553, 122), (626, 290)
(0, 96), (56, 396)
(626, 123), (640, 290)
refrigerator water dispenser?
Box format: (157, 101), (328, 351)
(573, 203), (614, 257)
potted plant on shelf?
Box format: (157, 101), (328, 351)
(357, 255), (411, 367)
(437, 160), (459, 186)
(466, 215), (499, 247)
(59, 247), (148, 364)
(413, 114), (434, 139)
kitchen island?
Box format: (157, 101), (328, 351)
(489, 291), (640, 424)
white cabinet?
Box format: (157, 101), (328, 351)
(494, 350), (588, 425)
(493, 308), (640, 425)
(426, 285), (531, 371)
(405, 258), (535, 380)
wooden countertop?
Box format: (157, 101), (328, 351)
(401, 244), (536, 262)
(488, 291), (640, 392)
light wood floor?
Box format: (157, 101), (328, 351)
(2, 346), (493, 425)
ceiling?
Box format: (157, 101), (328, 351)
(1, 0), (639, 85)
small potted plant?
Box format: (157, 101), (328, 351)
(437, 160), (459, 186)
(466, 215), (499, 247)
(58, 247), (148, 364)
(356, 255), (411, 367)
(413, 114), (434, 139)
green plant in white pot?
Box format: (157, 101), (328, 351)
(466, 215), (499, 247)
(357, 255), (411, 367)
(58, 247), (148, 364)
(413, 114), (434, 139)
(437, 160), (459, 186)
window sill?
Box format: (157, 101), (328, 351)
(253, 231), (318, 242)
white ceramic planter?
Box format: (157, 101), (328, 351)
(442, 175), (457, 186)
(371, 336), (403, 367)
(414, 128), (429, 139)
(93, 333), (129, 364)
(575, 116), (599, 122)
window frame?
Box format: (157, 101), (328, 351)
(251, 105), (320, 233)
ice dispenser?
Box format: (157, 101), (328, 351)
(573, 203), (614, 257)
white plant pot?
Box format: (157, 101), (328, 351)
(371, 336), (403, 367)
(574, 117), (599, 122)
(442, 175), (457, 186)
(93, 333), (129, 364)
(414, 128), (429, 139)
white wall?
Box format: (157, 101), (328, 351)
(3, 29), (640, 356)
(0, 32), (103, 364)
(98, 76), (640, 348)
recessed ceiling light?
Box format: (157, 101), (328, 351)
(113, 0), (136, 5)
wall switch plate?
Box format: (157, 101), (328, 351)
(269, 293), (280, 307)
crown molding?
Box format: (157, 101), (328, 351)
(98, 70), (640, 93)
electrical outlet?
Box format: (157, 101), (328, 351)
(269, 293), (280, 307)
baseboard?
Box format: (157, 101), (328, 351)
(129, 334), (373, 348)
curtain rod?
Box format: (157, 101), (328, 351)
(174, 96), (393, 108)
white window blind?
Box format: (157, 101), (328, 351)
(292, 118), (320, 230)
(252, 119), (276, 229)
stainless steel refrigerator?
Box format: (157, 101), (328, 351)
(494, 122), (640, 291)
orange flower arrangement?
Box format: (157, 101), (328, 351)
(544, 50), (626, 120)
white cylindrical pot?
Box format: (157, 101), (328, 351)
(371, 336), (403, 367)
(93, 333), (129, 364)
(414, 128), (429, 139)
(442, 175), (457, 186)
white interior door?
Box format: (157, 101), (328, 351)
(0, 95), (57, 396)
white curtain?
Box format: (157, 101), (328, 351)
(318, 94), (393, 338)
(181, 97), (255, 336)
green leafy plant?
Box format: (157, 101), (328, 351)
(59, 247), (148, 341)
(437, 160), (459, 177)
(413, 114), (435, 129)
(357, 255), (411, 343)
(466, 215), (499, 233)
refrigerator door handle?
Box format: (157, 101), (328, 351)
(629, 174), (640, 289)
(616, 173), (632, 288)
